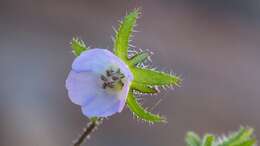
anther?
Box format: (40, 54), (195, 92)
(106, 70), (111, 76)
(101, 75), (107, 81)
(102, 68), (125, 90)
(107, 82), (114, 88)
(102, 83), (107, 89)
(120, 74), (125, 78)
(112, 76), (119, 81)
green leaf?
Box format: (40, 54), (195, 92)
(126, 91), (166, 123)
(202, 134), (215, 146)
(186, 132), (201, 146)
(186, 127), (256, 146)
(219, 127), (253, 146)
(131, 81), (158, 94)
(132, 68), (182, 87)
(229, 128), (254, 146)
(113, 8), (140, 61)
(128, 52), (149, 66)
(218, 127), (255, 146)
(71, 37), (89, 56)
(234, 139), (256, 146)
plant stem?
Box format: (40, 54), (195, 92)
(73, 118), (102, 146)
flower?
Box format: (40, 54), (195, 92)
(66, 48), (133, 118)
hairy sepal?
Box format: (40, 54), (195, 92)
(132, 68), (182, 88)
(131, 81), (158, 94)
(126, 91), (166, 123)
(113, 8), (140, 61)
(71, 37), (89, 56)
(128, 51), (150, 67)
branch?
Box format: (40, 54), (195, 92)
(73, 118), (102, 146)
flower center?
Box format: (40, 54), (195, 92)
(100, 68), (125, 90)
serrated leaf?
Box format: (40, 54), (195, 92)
(113, 8), (140, 61)
(186, 132), (201, 146)
(132, 68), (182, 87)
(202, 134), (215, 146)
(229, 128), (254, 146)
(128, 52), (149, 66)
(71, 37), (89, 56)
(186, 127), (256, 146)
(131, 81), (158, 94)
(234, 139), (256, 146)
(218, 127), (255, 146)
(126, 91), (166, 123)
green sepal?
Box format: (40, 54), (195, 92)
(132, 68), (182, 87)
(202, 134), (215, 146)
(126, 91), (166, 123)
(113, 8), (140, 61)
(186, 132), (201, 146)
(71, 37), (89, 56)
(128, 52), (149, 67)
(131, 81), (158, 94)
(218, 127), (255, 146)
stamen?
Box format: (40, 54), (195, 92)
(101, 68), (125, 90)
(101, 75), (107, 81)
(116, 69), (120, 73)
(120, 74), (125, 78)
(112, 76), (119, 81)
(107, 82), (115, 88)
(102, 83), (107, 89)
(106, 70), (111, 76)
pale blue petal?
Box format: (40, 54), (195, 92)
(66, 48), (133, 118)
(117, 79), (131, 112)
(97, 102), (122, 117)
(80, 79), (131, 117)
(72, 48), (133, 80)
(65, 71), (100, 105)
(81, 97), (121, 117)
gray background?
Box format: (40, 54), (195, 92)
(1, 0), (260, 146)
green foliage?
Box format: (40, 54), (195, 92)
(112, 8), (182, 123)
(186, 127), (256, 146)
(186, 132), (201, 146)
(70, 8), (182, 124)
(71, 37), (89, 56)
(130, 82), (158, 94)
(218, 127), (256, 146)
(128, 52), (150, 67)
(131, 67), (182, 87)
(202, 134), (215, 146)
(69, 9), (258, 146)
(113, 8), (140, 61)
(126, 91), (166, 123)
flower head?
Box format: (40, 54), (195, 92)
(66, 48), (133, 118)
(66, 8), (181, 123)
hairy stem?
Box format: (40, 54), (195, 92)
(73, 118), (102, 146)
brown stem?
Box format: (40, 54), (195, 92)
(73, 119), (102, 146)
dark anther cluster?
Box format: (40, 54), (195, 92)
(100, 68), (125, 89)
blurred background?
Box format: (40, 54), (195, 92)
(1, 0), (260, 146)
